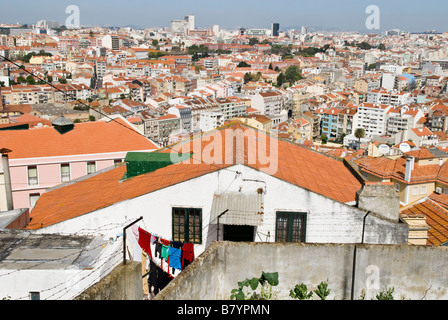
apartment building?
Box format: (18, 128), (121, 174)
(314, 107), (342, 139)
(386, 107), (425, 136)
(157, 114), (181, 146)
(216, 96), (246, 121)
(251, 91), (283, 116)
(355, 102), (393, 137)
(367, 89), (409, 106)
(199, 111), (224, 132)
(168, 105), (192, 133)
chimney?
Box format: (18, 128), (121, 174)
(356, 182), (400, 221)
(405, 156), (414, 182)
(439, 158), (444, 166)
(1, 148), (13, 211)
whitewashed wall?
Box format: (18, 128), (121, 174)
(33, 164), (406, 258)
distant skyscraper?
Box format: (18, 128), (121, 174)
(271, 23), (280, 37)
(184, 14), (195, 31)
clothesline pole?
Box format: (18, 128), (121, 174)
(216, 209), (229, 241)
(123, 216), (144, 265)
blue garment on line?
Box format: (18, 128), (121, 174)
(168, 247), (182, 270)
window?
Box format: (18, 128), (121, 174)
(114, 159), (123, 165)
(61, 163), (70, 183)
(275, 212), (307, 243)
(29, 292), (40, 300)
(172, 207), (202, 244)
(87, 161), (96, 174)
(394, 183), (400, 192)
(412, 187), (419, 196)
(29, 193), (40, 208)
(27, 166), (38, 186)
(420, 186), (427, 195)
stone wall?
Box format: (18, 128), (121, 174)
(155, 241), (448, 300)
(74, 261), (143, 300)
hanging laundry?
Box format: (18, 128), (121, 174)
(155, 241), (163, 258)
(160, 238), (170, 246)
(168, 246), (182, 272)
(138, 227), (152, 259)
(171, 240), (183, 249)
(150, 233), (156, 245)
(147, 260), (158, 295)
(182, 243), (195, 270)
(161, 244), (170, 262)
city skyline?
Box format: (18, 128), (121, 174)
(1, 0), (448, 33)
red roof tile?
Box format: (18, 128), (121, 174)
(26, 122), (362, 230)
(401, 199), (448, 245)
(0, 118), (157, 159)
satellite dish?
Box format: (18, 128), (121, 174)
(379, 144), (390, 154)
(399, 142), (411, 153)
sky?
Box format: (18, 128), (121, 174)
(1, 0), (447, 33)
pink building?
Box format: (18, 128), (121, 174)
(0, 116), (158, 211)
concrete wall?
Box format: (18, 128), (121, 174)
(74, 261), (143, 300)
(155, 241), (448, 300)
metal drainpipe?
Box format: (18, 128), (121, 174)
(1, 148), (13, 211)
(123, 216), (143, 265)
(216, 209), (229, 241)
(350, 211), (371, 300)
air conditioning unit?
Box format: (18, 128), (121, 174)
(436, 187), (443, 194)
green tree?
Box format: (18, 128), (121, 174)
(26, 75), (35, 85)
(276, 72), (285, 87)
(367, 63), (377, 70)
(244, 72), (253, 84)
(354, 128), (366, 149)
(284, 65), (302, 85)
(248, 37), (259, 46)
(147, 51), (164, 59)
(378, 43), (386, 51)
(59, 78), (67, 84)
(16, 76), (26, 84)
(237, 61), (251, 68)
(151, 39), (159, 47)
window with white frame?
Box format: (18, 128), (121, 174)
(87, 161), (96, 174)
(412, 187), (419, 196)
(27, 166), (38, 186)
(420, 186), (427, 195)
(60, 163), (70, 183)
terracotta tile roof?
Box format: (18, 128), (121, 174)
(26, 122), (363, 230)
(401, 199), (448, 246)
(357, 156), (442, 183)
(0, 118), (158, 160)
(429, 192), (448, 210)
